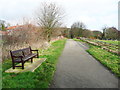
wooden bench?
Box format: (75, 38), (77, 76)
(10, 46), (39, 69)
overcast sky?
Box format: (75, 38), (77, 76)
(0, 0), (119, 31)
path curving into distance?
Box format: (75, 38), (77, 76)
(50, 39), (118, 88)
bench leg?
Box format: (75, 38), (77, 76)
(12, 62), (15, 69)
(22, 62), (24, 69)
(31, 58), (33, 63)
(37, 54), (39, 58)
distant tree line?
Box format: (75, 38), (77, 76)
(63, 21), (118, 40)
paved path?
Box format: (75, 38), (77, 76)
(50, 39), (118, 88)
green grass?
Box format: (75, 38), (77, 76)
(87, 45), (120, 77)
(2, 39), (66, 88)
(98, 40), (119, 45)
(73, 38), (85, 42)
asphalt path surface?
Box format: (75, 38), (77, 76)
(50, 39), (119, 88)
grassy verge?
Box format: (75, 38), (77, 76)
(2, 39), (66, 88)
(98, 40), (119, 45)
(74, 39), (120, 78)
(73, 38), (85, 42)
(87, 45), (119, 77)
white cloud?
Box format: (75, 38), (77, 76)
(0, 0), (119, 30)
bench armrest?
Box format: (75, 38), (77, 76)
(31, 50), (38, 51)
(31, 50), (39, 58)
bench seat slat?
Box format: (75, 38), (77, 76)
(23, 53), (37, 61)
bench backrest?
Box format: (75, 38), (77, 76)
(10, 49), (24, 61)
(22, 47), (32, 56)
(10, 49), (24, 57)
(10, 47), (32, 59)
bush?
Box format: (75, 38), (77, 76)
(2, 24), (48, 60)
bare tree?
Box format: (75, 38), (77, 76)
(35, 2), (64, 42)
(71, 22), (86, 29)
(70, 21), (86, 38)
(105, 27), (118, 40)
